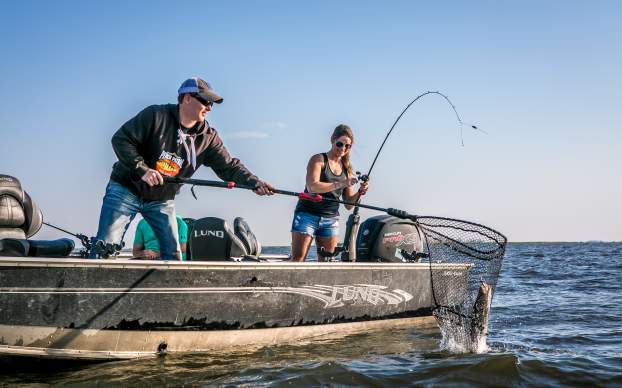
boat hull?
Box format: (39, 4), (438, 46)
(0, 258), (470, 359)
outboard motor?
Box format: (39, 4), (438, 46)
(0, 174), (74, 257)
(188, 216), (261, 261)
(356, 215), (427, 262)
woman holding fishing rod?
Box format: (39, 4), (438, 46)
(290, 124), (369, 262)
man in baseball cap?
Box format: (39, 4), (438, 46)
(177, 77), (224, 104)
(91, 77), (274, 260)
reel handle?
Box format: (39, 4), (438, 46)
(356, 171), (370, 182)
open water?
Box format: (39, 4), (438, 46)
(1, 242), (621, 387)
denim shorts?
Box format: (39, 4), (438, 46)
(291, 211), (339, 238)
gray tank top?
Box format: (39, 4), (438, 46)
(295, 153), (349, 217)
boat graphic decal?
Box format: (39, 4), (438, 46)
(1, 285), (413, 309)
(297, 284), (414, 308)
(395, 232), (420, 247)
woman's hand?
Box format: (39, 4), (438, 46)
(340, 177), (358, 189)
(358, 180), (369, 196)
(346, 177), (358, 187)
(333, 177), (358, 191)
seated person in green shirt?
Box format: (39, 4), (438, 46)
(133, 216), (188, 260)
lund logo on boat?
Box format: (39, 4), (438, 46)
(194, 230), (225, 238)
(298, 284), (414, 308)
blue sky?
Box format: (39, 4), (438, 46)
(1, 1), (620, 244)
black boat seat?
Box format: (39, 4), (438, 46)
(0, 238), (74, 257)
(0, 174), (42, 240)
(234, 217), (261, 257)
(0, 238), (29, 256)
(0, 174), (74, 257)
(188, 216), (262, 261)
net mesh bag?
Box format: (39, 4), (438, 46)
(415, 216), (507, 352)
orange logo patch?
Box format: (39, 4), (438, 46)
(156, 159), (182, 177)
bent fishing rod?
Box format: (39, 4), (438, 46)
(341, 91), (479, 259)
(365, 91), (478, 180)
(163, 176), (416, 221)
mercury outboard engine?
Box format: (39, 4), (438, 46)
(356, 215), (427, 262)
(188, 216), (261, 261)
(0, 174), (74, 257)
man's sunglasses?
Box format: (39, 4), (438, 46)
(191, 94), (213, 108)
(335, 140), (352, 150)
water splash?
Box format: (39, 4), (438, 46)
(434, 282), (493, 354)
(436, 312), (490, 354)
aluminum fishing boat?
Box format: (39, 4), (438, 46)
(0, 256), (470, 360)
(0, 174), (504, 360)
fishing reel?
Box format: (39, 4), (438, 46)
(90, 238), (125, 259)
(356, 172), (369, 182)
(75, 233), (93, 258)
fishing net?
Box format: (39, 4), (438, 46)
(415, 216), (507, 352)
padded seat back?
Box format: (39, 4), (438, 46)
(234, 217), (261, 257)
(188, 217), (261, 261)
(0, 175), (42, 240)
(0, 174), (73, 258)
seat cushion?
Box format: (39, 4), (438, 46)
(0, 238), (30, 257)
(234, 217), (261, 257)
(0, 195), (25, 228)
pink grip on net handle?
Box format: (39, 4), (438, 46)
(298, 193), (322, 202)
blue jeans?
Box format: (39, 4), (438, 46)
(291, 211), (339, 238)
(91, 181), (180, 260)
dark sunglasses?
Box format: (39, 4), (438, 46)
(335, 140), (352, 150)
(191, 94), (213, 108)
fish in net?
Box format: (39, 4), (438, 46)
(414, 215), (507, 352)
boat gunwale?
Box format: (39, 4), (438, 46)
(0, 257), (473, 270)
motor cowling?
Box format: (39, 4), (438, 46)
(356, 215), (426, 262)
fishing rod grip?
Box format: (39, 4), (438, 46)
(297, 192), (323, 202)
(163, 176), (254, 190)
(165, 176), (335, 204)
(387, 207), (417, 221)
(163, 176), (309, 199)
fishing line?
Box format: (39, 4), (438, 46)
(341, 91), (483, 261)
(43, 221), (92, 250)
(365, 91), (482, 180)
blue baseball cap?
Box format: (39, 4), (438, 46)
(178, 77), (223, 104)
